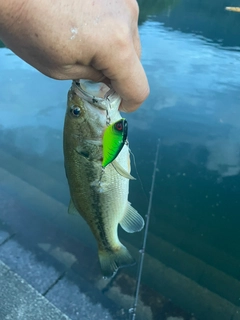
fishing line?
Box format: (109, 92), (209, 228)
(129, 148), (148, 201)
(128, 138), (161, 320)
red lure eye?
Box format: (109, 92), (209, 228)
(115, 122), (123, 131)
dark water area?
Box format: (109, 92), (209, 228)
(1, 0), (240, 319)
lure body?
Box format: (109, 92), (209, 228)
(102, 118), (128, 168)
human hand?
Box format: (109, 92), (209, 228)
(0, 0), (149, 112)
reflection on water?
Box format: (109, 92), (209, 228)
(1, 0), (240, 319)
(132, 19), (240, 179)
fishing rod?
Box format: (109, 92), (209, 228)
(129, 138), (161, 320)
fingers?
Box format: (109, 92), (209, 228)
(110, 51), (149, 112)
(94, 37), (149, 112)
(36, 0), (148, 112)
(132, 26), (141, 59)
(42, 64), (106, 82)
(91, 1), (148, 112)
(131, 2), (141, 59)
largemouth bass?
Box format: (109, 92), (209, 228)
(63, 80), (144, 278)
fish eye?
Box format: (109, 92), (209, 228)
(70, 105), (81, 117)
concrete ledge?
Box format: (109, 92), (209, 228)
(0, 260), (71, 320)
(125, 242), (240, 320)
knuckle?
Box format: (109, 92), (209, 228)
(114, 25), (131, 49)
(42, 69), (62, 80)
(44, 67), (71, 80)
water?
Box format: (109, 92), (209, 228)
(1, 0), (240, 319)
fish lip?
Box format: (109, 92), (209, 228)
(72, 80), (117, 111)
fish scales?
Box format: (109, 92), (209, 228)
(63, 80), (144, 277)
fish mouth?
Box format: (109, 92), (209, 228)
(72, 79), (121, 112)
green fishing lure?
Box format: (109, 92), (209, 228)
(102, 118), (128, 168)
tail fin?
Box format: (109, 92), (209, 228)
(99, 245), (135, 278)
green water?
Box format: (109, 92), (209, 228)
(1, 0), (240, 319)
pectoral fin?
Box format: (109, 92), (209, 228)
(112, 160), (135, 180)
(120, 202), (145, 233)
(68, 199), (79, 216)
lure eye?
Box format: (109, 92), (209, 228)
(114, 122), (123, 131)
(70, 105), (81, 117)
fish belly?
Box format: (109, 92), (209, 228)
(64, 141), (136, 277)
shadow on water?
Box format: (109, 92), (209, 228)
(1, 0), (240, 319)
